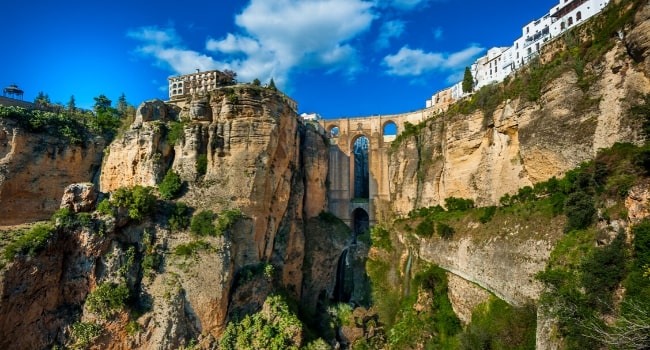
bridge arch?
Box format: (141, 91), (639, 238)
(351, 135), (370, 199)
(320, 106), (435, 228)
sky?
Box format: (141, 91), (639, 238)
(1, 0), (559, 119)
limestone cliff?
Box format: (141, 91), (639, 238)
(97, 85), (330, 346)
(0, 118), (104, 225)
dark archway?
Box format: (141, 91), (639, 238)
(352, 136), (369, 199)
(352, 208), (369, 236)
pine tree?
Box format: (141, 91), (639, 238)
(462, 67), (474, 93)
(268, 78), (277, 91)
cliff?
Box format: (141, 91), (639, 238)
(0, 118), (104, 225)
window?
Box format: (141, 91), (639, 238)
(568, 17), (573, 26)
(576, 11), (582, 21)
(561, 22), (566, 30)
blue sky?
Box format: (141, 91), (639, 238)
(1, 0), (556, 119)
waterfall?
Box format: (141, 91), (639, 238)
(333, 248), (351, 302)
(403, 249), (413, 296)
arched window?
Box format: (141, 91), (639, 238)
(568, 16), (573, 26)
(561, 22), (566, 30)
(329, 126), (340, 138)
(382, 121), (397, 142)
(576, 11), (582, 21)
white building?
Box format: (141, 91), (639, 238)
(427, 0), (611, 109)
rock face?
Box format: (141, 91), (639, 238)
(387, 32), (649, 217)
(0, 119), (104, 225)
(98, 85), (330, 345)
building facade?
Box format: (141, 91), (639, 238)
(427, 0), (611, 109)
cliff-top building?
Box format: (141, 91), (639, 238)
(427, 0), (611, 109)
(168, 69), (298, 113)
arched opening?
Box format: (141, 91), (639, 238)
(383, 121), (397, 142)
(329, 126), (340, 138)
(576, 11), (582, 21)
(352, 208), (369, 236)
(568, 16), (573, 26)
(352, 136), (369, 199)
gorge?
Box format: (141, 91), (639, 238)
(1, 0), (650, 348)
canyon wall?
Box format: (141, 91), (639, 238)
(0, 119), (104, 225)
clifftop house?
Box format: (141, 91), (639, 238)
(427, 0), (610, 109)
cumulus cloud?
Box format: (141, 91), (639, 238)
(208, 0), (376, 84)
(375, 20), (406, 50)
(130, 0), (376, 89)
(382, 44), (484, 76)
(129, 26), (222, 74)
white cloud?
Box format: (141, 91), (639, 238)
(382, 44), (484, 76)
(375, 20), (406, 50)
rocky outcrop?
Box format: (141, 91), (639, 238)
(97, 85), (330, 345)
(0, 119), (104, 225)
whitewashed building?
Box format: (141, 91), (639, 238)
(427, 0), (611, 109)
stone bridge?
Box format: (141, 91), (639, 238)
(318, 107), (435, 233)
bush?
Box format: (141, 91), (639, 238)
(196, 154), (208, 175)
(169, 202), (191, 231)
(97, 198), (113, 216)
(190, 210), (216, 236)
(3, 224), (53, 260)
(159, 169), (182, 200)
(52, 207), (76, 228)
(111, 186), (157, 221)
(85, 282), (130, 318)
(370, 225), (393, 251)
(415, 217), (435, 238)
(215, 208), (244, 235)
(436, 222), (455, 240)
(478, 206), (497, 223)
(444, 197), (475, 211)
(174, 240), (211, 257)
(166, 121), (185, 146)
(69, 321), (103, 348)
(581, 232), (627, 308)
(564, 191), (596, 232)
(220, 294), (303, 350)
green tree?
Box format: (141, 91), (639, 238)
(252, 78), (261, 86)
(462, 66), (474, 93)
(190, 210), (216, 236)
(159, 169), (182, 200)
(93, 94), (112, 113)
(67, 95), (76, 114)
(34, 91), (50, 107)
(116, 92), (128, 117)
(268, 78), (277, 91)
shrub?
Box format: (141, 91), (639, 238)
(564, 191), (596, 232)
(581, 232), (627, 308)
(196, 154), (208, 175)
(166, 121), (185, 146)
(159, 169), (182, 200)
(415, 217), (435, 238)
(85, 282), (130, 318)
(220, 294), (303, 350)
(478, 206), (497, 223)
(69, 321), (103, 348)
(436, 222), (455, 240)
(190, 210), (216, 236)
(215, 208), (244, 235)
(174, 240), (211, 257)
(52, 207), (76, 228)
(3, 224), (53, 260)
(370, 225), (393, 251)
(111, 186), (157, 221)
(444, 197), (475, 211)
(97, 198), (113, 216)
(169, 202), (191, 231)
